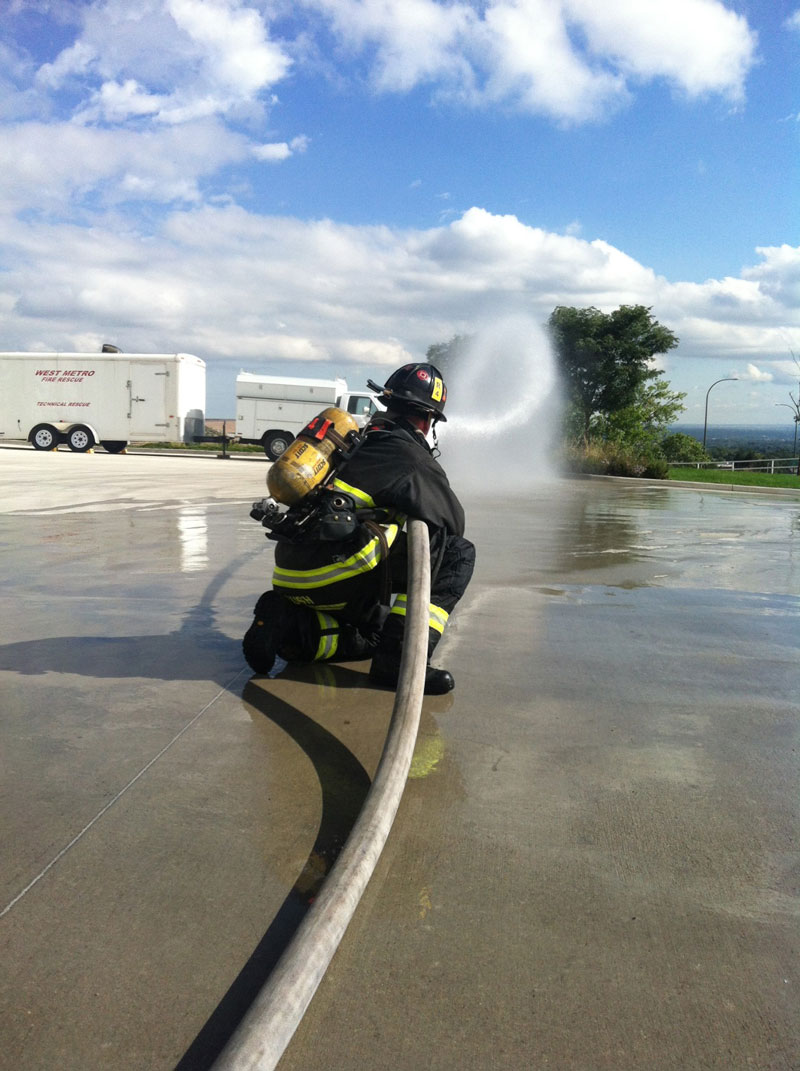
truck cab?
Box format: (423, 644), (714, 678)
(336, 391), (378, 428)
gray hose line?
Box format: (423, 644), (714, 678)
(212, 518), (431, 1071)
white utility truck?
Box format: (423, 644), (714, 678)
(0, 350), (205, 453)
(235, 372), (377, 459)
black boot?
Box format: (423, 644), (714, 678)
(368, 648), (455, 695)
(242, 590), (291, 674)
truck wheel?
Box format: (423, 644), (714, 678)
(66, 425), (95, 452)
(263, 431), (293, 460)
(101, 440), (128, 454)
(30, 424), (61, 451)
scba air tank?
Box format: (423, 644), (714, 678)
(266, 407), (359, 505)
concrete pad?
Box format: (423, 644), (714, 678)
(281, 479), (800, 1071)
(1, 451), (798, 1070)
(0, 447), (391, 1069)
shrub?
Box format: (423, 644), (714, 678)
(563, 441), (669, 479)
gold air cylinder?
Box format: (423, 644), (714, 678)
(266, 406), (359, 505)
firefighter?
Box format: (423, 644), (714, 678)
(242, 362), (475, 694)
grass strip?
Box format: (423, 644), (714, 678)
(669, 466), (799, 489)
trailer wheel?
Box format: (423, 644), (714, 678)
(66, 425), (95, 452)
(30, 424), (61, 451)
(263, 431), (293, 460)
(101, 440), (128, 454)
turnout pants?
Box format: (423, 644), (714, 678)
(243, 527), (475, 672)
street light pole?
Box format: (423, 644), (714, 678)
(703, 378), (738, 450)
(775, 403), (800, 476)
(775, 404), (799, 455)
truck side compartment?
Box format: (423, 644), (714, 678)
(235, 372), (377, 459)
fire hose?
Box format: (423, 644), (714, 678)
(211, 517), (431, 1071)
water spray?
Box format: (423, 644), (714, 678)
(436, 315), (561, 495)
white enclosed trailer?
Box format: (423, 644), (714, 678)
(0, 351), (205, 452)
(235, 372), (377, 459)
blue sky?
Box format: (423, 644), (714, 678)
(1, 0), (798, 426)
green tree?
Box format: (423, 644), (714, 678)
(595, 378), (687, 450)
(548, 305), (679, 442)
(426, 334), (472, 373)
(660, 431), (710, 463)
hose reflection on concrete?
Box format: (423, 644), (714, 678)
(211, 519), (431, 1071)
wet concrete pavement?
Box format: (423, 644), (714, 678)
(1, 447), (798, 1070)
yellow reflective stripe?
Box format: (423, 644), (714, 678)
(314, 611), (339, 661)
(273, 525), (399, 590)
(389, 595), (449, 633)
(389, 594), (408, 617)
(316, 610), (338, 630)
(383, 524), (400, 549)
(332, 478), (375, 508)
(275, 540), (381, 587)
(315, 633), (337, 660)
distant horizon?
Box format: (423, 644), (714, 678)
(203, 416), (796, 432)
(674, 422), (798, 429)
(673, 423), (798, 430)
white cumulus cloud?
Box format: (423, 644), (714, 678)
(36, 41), (97, 89)
(741, 363), (773, 382)
(0, 119), (253, 212)
(37, 0), (292, 126)
(252, 135), (310, 162)
(565, 0), (755, 100)
(76, 79), (166, 123)
(480, 0), (627, 121)
(302, 0), (756, 120)
(1, 206), (797, 376)
(311, 0), (476, 92)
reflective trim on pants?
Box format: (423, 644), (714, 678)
(314, 610), (340, 661)
(389, 593), (450, 634)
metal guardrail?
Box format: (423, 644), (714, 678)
(211, 518), (431, 1071)
(670, 457), (800, 475)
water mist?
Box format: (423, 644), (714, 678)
(435, 315), (561, 497)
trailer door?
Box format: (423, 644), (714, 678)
(128, 361), (170, 439)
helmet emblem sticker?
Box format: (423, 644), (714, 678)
(432, 377), (443, 401)
(416, 368), (431, 382)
